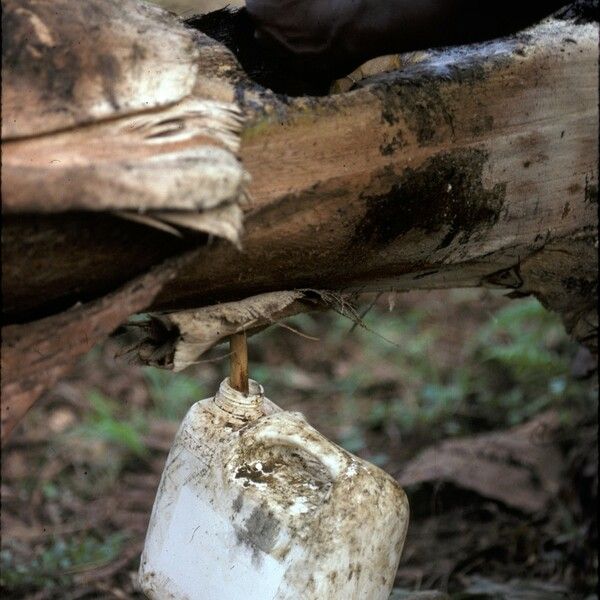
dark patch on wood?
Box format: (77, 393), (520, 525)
(516, 131), (545, 153)
(584, 176), (598, 204)
(362, 37), (519, 142)
(355, 149), (506, 249)
(2, 1), (81, 106)
(379, 131), (407, 156)
(232, 492), (244, 514)
(374, 79), (456, 144)
(562, 276), (597, 298)
(131, 42), (148, 63)
(556, 0), (599, 24)
(469, 114), (494, 137)
(98, 53), (121, 109)
(485, 266), (524, 289)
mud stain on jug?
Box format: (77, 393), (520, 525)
(235, 506), (280, 566)
(235, 462), (276, 486)
(232, 491), (244, 513)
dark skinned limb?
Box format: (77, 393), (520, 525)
(246, 0), (569, 72)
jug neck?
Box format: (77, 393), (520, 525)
(213, 377), (265, 422)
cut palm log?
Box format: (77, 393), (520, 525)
(4, 9), (596, 336)
(1, 1), (598, 441)
(2, 0), (247, 239)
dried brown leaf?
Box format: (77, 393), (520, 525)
(398, 412), (563, 513)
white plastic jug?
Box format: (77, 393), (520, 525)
(139, 377), (409, 600)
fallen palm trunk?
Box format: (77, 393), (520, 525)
(0, 252), (197, 442)
(1, 2), (598, 441)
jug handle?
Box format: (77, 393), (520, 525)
(247, 413), (353, 482)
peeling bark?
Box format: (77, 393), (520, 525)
(2, 0), (200, 138)
(1, 0), (248, 243)
(129, 291), (321, 371)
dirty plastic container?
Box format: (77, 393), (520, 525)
(139, 377), (409, 600)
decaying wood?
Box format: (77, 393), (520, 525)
(2, 0), (200, 138)
(171, 16), (597, 355)
(129, 291), (318, 371)
(2, 0), (248, 244)
(2, 97), (245, 213)
(3, 12), (597, 328)
(1, 2), (598, 440)
(0, 253), (195, 444)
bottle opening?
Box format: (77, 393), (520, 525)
(213, 377), (265, 421)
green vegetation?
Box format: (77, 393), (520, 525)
(1, 534), (125, 592)
(249, 295), (594, 454)
(78, 390), (148, 457)
(143, 367), (206, 421)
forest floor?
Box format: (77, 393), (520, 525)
(1, 289), (597, 599)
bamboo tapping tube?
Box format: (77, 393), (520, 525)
(229, 331), (249, 395)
